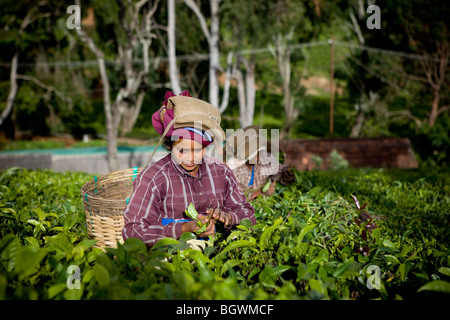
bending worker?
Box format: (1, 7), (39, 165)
(224, 125), (296, 200)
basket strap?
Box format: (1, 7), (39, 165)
(125, 117), (178, 200)
(144, 117), (177, 168)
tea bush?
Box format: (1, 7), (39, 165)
(0, 166), (448, 300)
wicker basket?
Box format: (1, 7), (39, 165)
(80, 167), (142, 248)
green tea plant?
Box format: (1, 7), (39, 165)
(0, 166), (448, 300)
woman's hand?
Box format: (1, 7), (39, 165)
(251, 181), (276, 200)
(181, 214), (216, 237)
(206, 208), (232, 227)
(262, 180), (276, 196)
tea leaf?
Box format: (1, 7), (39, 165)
(262, 179), (271, 193)
(417, 280), (450, 293)
(94, 264), (110, 287)
(438, 267), (450, 277)
(297, 223), (317, 244)
(217, 239), (256, 258)
(16, 246), (47, 280)
(185, 203), (198, 220)
(259, 265), (290, 288)
(259, 217), (283, 249)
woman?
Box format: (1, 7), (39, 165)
(122, 92), (256, 247)
(225, 125), (296, 200)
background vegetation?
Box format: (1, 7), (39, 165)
(0, 0), (448, 167)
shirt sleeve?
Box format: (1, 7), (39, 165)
(222, 168), (257, 226)
(122, 170), (184, 247)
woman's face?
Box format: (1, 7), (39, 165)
(171, 138), (205, 175)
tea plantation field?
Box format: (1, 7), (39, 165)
(0, 166), (449, 300)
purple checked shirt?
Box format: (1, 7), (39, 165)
(122, 153), (256, 246)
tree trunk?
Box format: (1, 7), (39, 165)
(238, 55), (256, 128)
(209, 0), (220, 107)
(350, 104), (365, 137)
(244, 63), (256, 128)
(75, 0), (159, 171)
(0, 53), (18, 131)
(270, 32), (297, 139)
(122, 91), (145, 135)
(75, 2), (118, 171)
(1, 13), (33, 132)
(118, 43), (145, 138)
(235, 68), (247, 126)
(168, 0), (182, 94)
(184, 0), (232, 112)
(234, 54), (256, 128)
(99, 56), (119, 172)
(218, 51), (234, 113)
(429, 89), (440, 127)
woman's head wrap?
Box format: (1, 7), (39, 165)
(151, 91), (213, 147)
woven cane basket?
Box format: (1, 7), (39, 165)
(80, 167), (142, 248)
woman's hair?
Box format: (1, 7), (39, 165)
(163, 136), (207, 152)
(163, 137), (175, 151)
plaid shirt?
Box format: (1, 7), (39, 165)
(233, 153), (286, 195)
(122, 153), (256, 246)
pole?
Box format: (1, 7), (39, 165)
(329, 38), (335, 138)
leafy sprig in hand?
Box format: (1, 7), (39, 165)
(185, 203), (209, 234)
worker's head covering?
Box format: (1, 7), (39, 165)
(151, 91), (213, 147)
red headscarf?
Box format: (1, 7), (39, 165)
(151, 91), (213, 147)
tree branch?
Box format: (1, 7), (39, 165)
(437, 105), (450, 117)
(385, 110), (422, 127)
(184, 0), (211, 43)
(16, 74), (73, 110)
(74, 0), (112, 120)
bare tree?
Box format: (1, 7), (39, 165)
(184, 0), (232, 111)
(269, 30), (299, 139)
(1, 13), (33, 132)
(167, 0), (182, 94)
(346, 2), (369, 137)
(404, 40), (449, 126)
(345, 0), (449, 130)
(74, 0), (159, 171)
(234, 54), (256, 128)
(265, 0), (313, 139)
(1, 4), (66, 136)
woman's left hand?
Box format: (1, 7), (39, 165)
(196, 214), (216, 237)
(206, 208), (232, 227)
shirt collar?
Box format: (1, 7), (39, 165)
(170, 154), (207, 180)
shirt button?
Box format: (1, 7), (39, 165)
(199, 192), (203, 196)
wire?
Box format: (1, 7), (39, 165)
(0, 39), (440, 69)
(333, 40), (441, 62)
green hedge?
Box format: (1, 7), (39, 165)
(0, 167), (448, 300)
